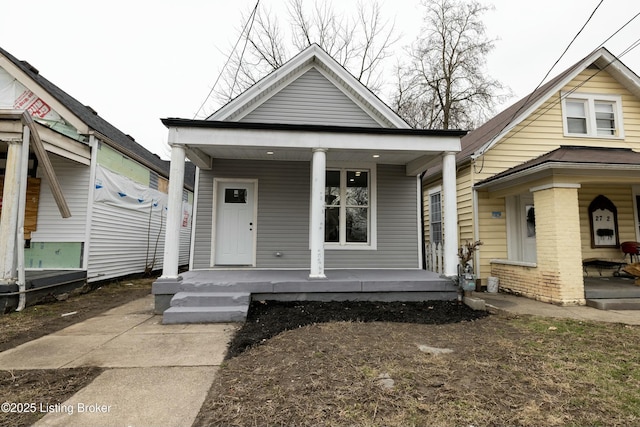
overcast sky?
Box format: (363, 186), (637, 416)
(2, 0), (638, 158)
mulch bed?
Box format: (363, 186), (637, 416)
(226, 299), (488, 359)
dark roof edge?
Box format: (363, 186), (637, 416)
(161, 118), (468, 137)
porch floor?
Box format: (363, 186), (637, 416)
(155, 268), (456, 295)
(153, 269), (458, 323)
(584, 275), (640, 299)
(584, 275), (640, 310)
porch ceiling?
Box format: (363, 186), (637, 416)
(163, 119), (465, 176)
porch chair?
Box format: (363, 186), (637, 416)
(621, 241), (640, 263)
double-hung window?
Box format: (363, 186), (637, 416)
(562, 93), (623, 138)
(429, 189), (442, 245)
(325, 169), (371, 246)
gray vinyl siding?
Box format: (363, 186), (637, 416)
(240, 68), (381, 127)
(325, 165), (419, 268)
(30, 154), (89, 243)
(192, 160), (419, 269)
(192, 159), (311, 269)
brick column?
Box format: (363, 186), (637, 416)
(531, 184), (585, 305)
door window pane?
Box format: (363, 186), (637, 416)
(224, 188), (247, 203)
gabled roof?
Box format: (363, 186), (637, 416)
(429, 47), (640, 179)
(208, 43), (411, 129)
(0, 46), (194, 189)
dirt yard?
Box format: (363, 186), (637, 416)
(2, 281), (640, 427)
(195, 300), (640, 427)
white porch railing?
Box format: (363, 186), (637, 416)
(425, 242), (444, 274)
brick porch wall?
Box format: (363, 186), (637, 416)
(489, 185), (586, 306)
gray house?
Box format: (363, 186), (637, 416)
(154, 44), (465, 323)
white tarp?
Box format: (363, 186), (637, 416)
(95, 165), (167, 211)
(94, 165), (191, 228)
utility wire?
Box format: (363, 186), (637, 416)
(473, 4), (640, 170)
(193, 0), (261, 119)
(475, 0), (605, 163)
(228, 1), (259, 101)
(489, 38), (640, 147)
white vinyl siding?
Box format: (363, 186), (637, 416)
(30, 154), (89, 243)
(240, 68), (381, 127)
(87, 167), (193, 282)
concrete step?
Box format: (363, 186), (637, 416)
(163, 306), (249, 324)
(170, 291), (250, 307)
(586, 298), (640, 310)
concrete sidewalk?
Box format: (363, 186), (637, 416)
(0, 295), (237, 427)
(478, 291), (640, 325)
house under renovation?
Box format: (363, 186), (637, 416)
(0, 46), (194, 312)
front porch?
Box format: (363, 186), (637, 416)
(152, 269), (458, 323)
(584, 275), (640, 310)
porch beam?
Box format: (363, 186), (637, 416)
(184, 146), (212, 170)
(168, 126), (461, 153)
(442, 151), (458, 277)
(161, 144), (186, 278)
(309, 148), (327, 279)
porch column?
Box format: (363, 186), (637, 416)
(442, 151), (458, 277)
(161, 144), (186, 279)
(309, 148), (327, 279)
(0, 141), (23, 283)
(531, 184), (585, 305)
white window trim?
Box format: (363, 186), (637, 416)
(324, 162), (377, 251)
(427, 185), (442, 245)
(561, 92), (624, 139)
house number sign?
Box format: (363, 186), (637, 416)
(588, 195), (619, 248)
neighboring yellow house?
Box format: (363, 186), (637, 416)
(423, 47), (640, 306)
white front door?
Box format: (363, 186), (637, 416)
(214, 181), (256, 265)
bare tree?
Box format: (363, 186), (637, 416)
(393, 0), (508, 130)
(209, 0), (398, 112)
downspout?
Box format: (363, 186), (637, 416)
(16, 125), (30, 311)
(82, 136), (99, 274)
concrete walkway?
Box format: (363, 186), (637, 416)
(0, 295), (237, 427)
(479, 291), (640, 325)
(2, 291), (640, 427)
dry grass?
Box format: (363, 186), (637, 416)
(195, 313), (640, 427)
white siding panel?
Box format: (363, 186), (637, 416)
(241, 68), (381, 127)
(31, 154), (89, 242)
(88, 202), (167, 282)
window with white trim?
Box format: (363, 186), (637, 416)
(429, 191), (442, 245)
(562, 93), (623, 138)
(325, 169), (370, 245)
